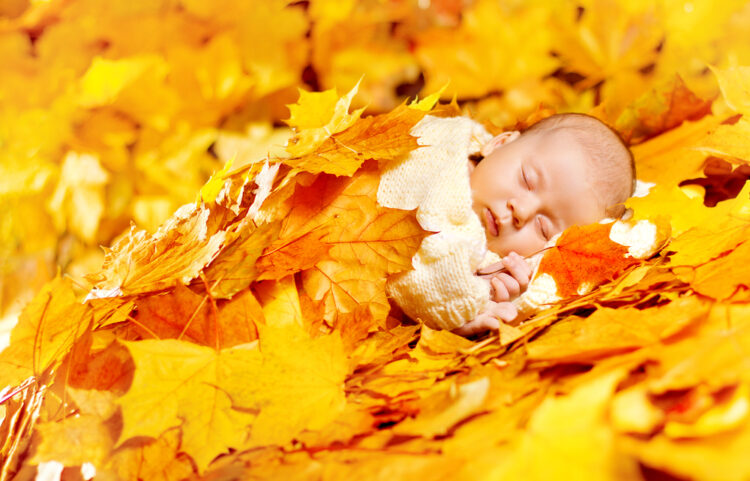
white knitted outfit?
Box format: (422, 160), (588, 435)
(377, 115), (501, 330)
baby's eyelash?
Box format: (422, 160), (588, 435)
(522, 168), (531, 189)
(536, 216), (549, 239)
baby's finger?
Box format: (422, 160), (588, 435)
(476, 261), (507, 278)
(496, 273), (521, 299)
(453, 315), (499, 337)
(491, 277), (510, 302)
(512, 251), (533, 280)
(502, 253), (531, 289)
(488, 301), (518, 322)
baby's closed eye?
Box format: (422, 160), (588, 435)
(536, 215), (552, 240)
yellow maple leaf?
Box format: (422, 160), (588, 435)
(696, 117), (750, 164)
(551, 0), (662, 90)
(623, 420), (750, 481)
(199, 158), (234, 205)
(648, 304), (750, 393)
(231, 323), (349, 447)
(102, 429), (195, 481)
(255, 276), (304, 329)
(712, 65), (750, 116)
(629, 114), (721, 186)
(285, 82), (365, 157)
(626, 184), (736, 236)
(116, 339), (260, 472)
(0, 276), (89, 390)
(492, 368), (629, 481)
(31, 414), (113, 468)
(77, 56), (156, 108)
(682, 240), (750, 301)
(667, 218), (750, 267)
(527, 296), (709, 363)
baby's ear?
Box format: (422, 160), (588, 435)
(481, 131), (520, 157)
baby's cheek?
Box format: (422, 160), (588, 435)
(498, 230), (544, 258)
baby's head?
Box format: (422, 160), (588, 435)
(470, 113), (635, 257)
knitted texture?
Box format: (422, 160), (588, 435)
(378, 115), (499, 330)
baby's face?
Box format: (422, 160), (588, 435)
(470, 129), (605, 257)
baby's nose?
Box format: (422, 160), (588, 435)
(508, 195), (539, 227)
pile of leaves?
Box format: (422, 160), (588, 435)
(4, 0), (750, 325)
(1, 61), (750, 479)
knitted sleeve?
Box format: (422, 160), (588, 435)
(378, 115), (499, 330)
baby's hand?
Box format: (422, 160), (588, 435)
(479, 252), (532, 302)
(452, 301), (518, 337)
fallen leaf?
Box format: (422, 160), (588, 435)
(527, 296), (709, 363)
(132, 283), (261, 348)
(89, 204), (227, 295)
(282, 104), (426, 176)
(681, 240), (750, 300)
(256, 229), (331, 281)
(116, 339), (260, 472)
(0, 277), (89, 389)
(285, 82), (365, 157)
(616, 76), (713, 144)
(536, 223), (640, 298)
(492, 368), (632, 481)
(202, 219), (281, 299)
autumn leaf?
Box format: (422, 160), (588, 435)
(31, 414), (114, 468)
(256, 229), (331, 281)
(712, 65), (750, 116)
(6, 2), (750, 479)
(132, 284), (261, 348)
(666, 217), (750, 267)
(615, 76), (714, 144)
(202, 219), (281, 299)
(0, 276), (89, 389)
(536, 223), (641, 298)
(414, 0), (559, 99)
(230, 323), (349, 447)
(101, 429), (195, 481)
(116, 339), (260, 472)
(291, 166), (428, 324)
(285, 82), (365, 157)
(282, 104), (427, 176)
(89, 204), (227, 296)
(493, 369), (628, 481)
(679, 240), (750, 301)
(526, 296), (710, 363)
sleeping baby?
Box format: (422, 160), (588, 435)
(378, 112), (635, 336)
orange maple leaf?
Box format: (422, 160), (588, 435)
(132, 284), (262, 349)
(256, 229), (332, 281)
(283, 105), (427, 176)
(537, 223), (641, 298)
(273, 165), (427, 324)
(616, 76), (714, 145)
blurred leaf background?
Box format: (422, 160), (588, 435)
(2, 0), (750, 334)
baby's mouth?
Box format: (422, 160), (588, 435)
(484, 208), (500, 237)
